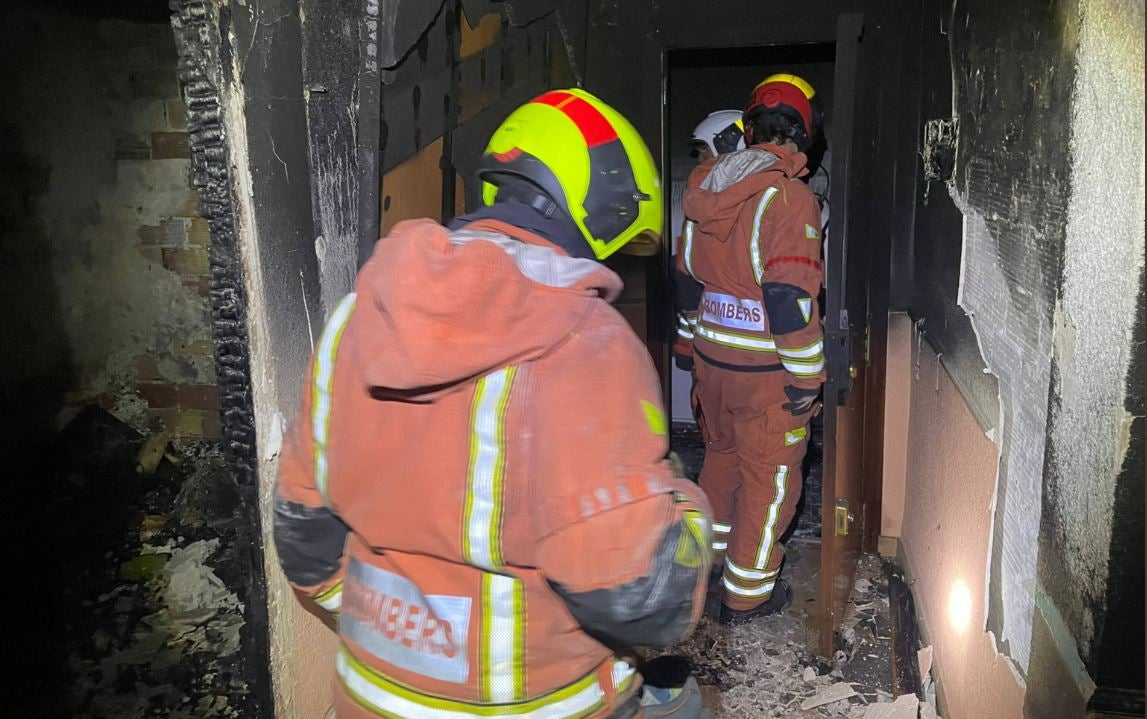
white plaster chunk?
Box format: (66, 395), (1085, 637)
(800, 682), (858, 710)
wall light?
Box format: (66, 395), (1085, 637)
(948, 579), (973, 635)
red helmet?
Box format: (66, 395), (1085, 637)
(743, 73), (819, 151)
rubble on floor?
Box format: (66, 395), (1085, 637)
(648, 526), (930, 717)
(29, 408), (263, 718)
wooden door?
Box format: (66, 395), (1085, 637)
(819, 12), (872, 655)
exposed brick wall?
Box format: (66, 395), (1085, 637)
(0, 7), (220, 441)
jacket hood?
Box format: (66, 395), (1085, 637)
(345, 218), (623, 397)
(683, 144), (808, 242)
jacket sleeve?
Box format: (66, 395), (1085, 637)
(758, 181), (826, 390)
(272, 370), (350, 616)
(673, 220), (703, 365)
(535, 324), (713, 650)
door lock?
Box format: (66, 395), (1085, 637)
(835, 499), (855, 536)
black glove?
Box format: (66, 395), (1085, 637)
(673, 354), (694, 372)
(782, 385), (820, 416)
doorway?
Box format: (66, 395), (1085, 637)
(662, 41), (836, 563)
(659, 26), (877, 658)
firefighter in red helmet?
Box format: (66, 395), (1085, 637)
(679, 73), (825, 624)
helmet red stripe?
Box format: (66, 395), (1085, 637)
(746, 81), (813, 140)
(533, 91), (619, 148)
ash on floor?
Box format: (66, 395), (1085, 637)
(20, 407), (266, 718)
(666, 422), (905, 718)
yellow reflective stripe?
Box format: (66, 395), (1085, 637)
(480, 573), (525, 702)
(784, 427), (808, 446)
(463, 367), (517, 571)
(776, 338), (824, 359)
(337, 648), (611, 718)
(641, 399), (668, 436)
(312, 293), (358, 505)
(725, 557), (780, 581)
(754, 465), (789, 571)
(682, 221), (696, 276)
(750, 187), (780, 284)
(315, 580), (343, 611)
(694, 324), (777, 352)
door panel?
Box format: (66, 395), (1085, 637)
(819, 12), (871, 655)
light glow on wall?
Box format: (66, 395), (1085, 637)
(948, 579), (973, 635)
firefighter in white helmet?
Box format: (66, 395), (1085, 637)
(673, 110), (746, 371)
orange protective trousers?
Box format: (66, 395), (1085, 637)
(691, 357), (810, 611)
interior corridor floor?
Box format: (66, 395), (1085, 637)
(663, 422), (906, 718)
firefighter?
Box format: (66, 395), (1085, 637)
(679, 74), (825, 625)
(674, 110), (745, 373)
(273, 88), (713, 719)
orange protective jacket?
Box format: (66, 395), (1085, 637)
(273, 218), (712, 718)
(677, 144), (825, 388)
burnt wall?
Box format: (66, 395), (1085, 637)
(908, 0), (1144, 710)
(0, 5), (222, 450)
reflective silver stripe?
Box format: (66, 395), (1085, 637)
(712, 542), (728, 552)
(482, 574), (523, 701)
(723, 576), (776, 598)
(316, 584), (343, 611)
(725, 558), (778, 581)
(612, 661), (636, 692)
(676, 326), (695, 340)
(780, 357), (825, 376)
(694, 324), (777, 352)
(754, 465), (789, 570)
(463, 367), (516, 571)
(682, 221), (697, 276)
(313, 293), (358, 505)
(776, 339), (824, 359)
(749, 187), (780, 284)
(337, 649), (612, 719)
(712, 522), (733, 534)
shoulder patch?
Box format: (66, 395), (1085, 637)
(805, 224), (820, 240)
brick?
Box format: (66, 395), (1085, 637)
(130, 69), (180, 99)
(116, 135), (152, 160)
(162, 246), (210, 276)
(183, 339), (215, 357)
(178, 384), (220, 410)
(138, 383), (178, 408)
(187, 218), (211, 247)
(139, 218), (190, 247)
(151, 132), (190, 159)
(165, 99), (189, 130)
(177, 191), (201, 218)
(182, 276), (212, 298)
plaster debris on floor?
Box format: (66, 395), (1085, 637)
(36, 408), (263, 719)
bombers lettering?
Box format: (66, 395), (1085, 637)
(344, 578), (458, 659)
(700, 292), (766, 332)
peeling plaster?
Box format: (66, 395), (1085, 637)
(1043, 0), (1145, 662)
(951, 185), (1049, 672)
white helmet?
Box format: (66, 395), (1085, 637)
(691, 109), (746, 156)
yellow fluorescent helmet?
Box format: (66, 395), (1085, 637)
(478, 88), (663, 260)
(755, 72), (816, 100)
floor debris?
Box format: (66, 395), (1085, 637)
(665, 424), (899, 718)
(801, 682), (859, 709)
(27, 407), (264, 718)
(862, 693), (919, 718)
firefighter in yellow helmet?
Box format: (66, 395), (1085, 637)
(272, 88), (714, 718)
(680, 73), (826, 625)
